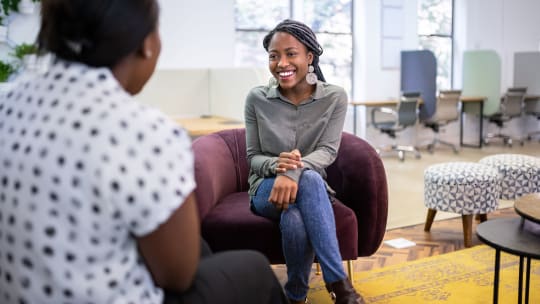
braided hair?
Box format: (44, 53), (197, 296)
(263, 19), (326, 82)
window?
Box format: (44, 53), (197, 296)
(417, 0), (454, 90)
(234, 0), (353, 95)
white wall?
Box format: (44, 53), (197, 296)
(455, 0), (540, 90)
(157, 0), (235, 69)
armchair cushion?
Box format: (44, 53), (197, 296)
(192, 128), (388, 264)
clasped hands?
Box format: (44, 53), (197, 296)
(269, 149), (304, 211)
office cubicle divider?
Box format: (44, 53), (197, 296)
(514, 52), (540, 95)
(462, 50), (501, 116)
(400, 50), (437, 121)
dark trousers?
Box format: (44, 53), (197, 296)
(163, 239), (289, 304)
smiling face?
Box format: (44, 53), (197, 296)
(267, 31), (314, 92)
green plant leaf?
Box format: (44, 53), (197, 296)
(0, 60), (15, 82)
(11, 43), (37, 60)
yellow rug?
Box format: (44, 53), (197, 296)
(308, 245), (539, 303)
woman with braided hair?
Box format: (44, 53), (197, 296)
(245, 19), (364, 304)
(0, 1), (290, 303)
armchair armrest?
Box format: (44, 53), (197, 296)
(192, 133), (239, 219)
(327, 133), (388, 256)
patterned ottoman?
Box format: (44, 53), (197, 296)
(423, 162), (501, 247)
(478, 154), (540, 200)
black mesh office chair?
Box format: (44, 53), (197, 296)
(423, 90), (461, 153)
(371, 92), (421, 161)
(524, 96), (540, 141)
(483, 87), (526, 147)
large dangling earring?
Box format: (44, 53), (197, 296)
(306, 64), (318, 85)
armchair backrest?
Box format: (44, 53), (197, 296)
(502, 87), (526, 117)
(433, 90), (461, 123)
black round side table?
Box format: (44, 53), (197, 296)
(476, 218), (540, 304)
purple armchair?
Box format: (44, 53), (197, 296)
(192, 128), (388, 273)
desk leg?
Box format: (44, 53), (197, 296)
(460, 101), (484, 148)
(460, 107), (464, 146)
(479, 102), (484, 148)
(519, 256), (524, 304)
(493, 249), (500, 304)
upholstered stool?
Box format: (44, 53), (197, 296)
(478, 154), (540, 200)
(423, 162), (501, 247)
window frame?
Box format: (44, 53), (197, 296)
(417, 0), (455, 89)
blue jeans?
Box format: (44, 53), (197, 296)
(250, 170), (347, 301)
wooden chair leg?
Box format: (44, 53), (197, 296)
(347, 260), (354, 281)
(462, 214), (473, 248)
(315, 263), (321, 275)
(424, 208), (437, 232)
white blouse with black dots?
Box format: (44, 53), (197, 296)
(0, 58), (196, 304)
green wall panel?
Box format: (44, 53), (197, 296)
(462, 50), (501, 116)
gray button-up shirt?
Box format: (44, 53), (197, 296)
(245, 80), (348, 196)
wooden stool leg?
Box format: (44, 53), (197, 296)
(462, 214), (473, 248)
(424, 208), (437, 232)
(478, 213), (488, 223)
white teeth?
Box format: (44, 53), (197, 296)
(279, 71), (294, 77)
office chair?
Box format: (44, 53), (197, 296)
(423, 90), (461, 153)
(371, 92), (421, 161)
(524, 96), (540, 141)
(483, 87), (526, 147)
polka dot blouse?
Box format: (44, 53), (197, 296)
(0, 58), (196, 304)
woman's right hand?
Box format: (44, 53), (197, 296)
(275, 149), (303, 174)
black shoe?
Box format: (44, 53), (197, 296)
(325, 279), (365, 304)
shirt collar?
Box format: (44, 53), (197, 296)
(266, 80), (326, 102)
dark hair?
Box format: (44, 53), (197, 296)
(37, 0), (159, 68)
(263, 19), (325, 82)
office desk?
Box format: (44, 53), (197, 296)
(174, 115), (244, 138)
(460, 96), (486, 148)
(350, 99), (423, 136)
